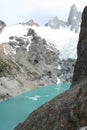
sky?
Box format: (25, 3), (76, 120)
(0, 0), (86, 25)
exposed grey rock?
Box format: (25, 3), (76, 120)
(57, 58), (76, 83)
(46, 4), (81, 33)
(67, 4), (81, 33)
(0, 20), (6, 33)
(0, 29), (59, 101)
(68, 4), (78, 25)
(47, 16), (66, 29)
(22, 19), (39, 26)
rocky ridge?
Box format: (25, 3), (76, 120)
(22, 19), (39, 26)
(14, 6), (87, 130)
(46, 4), (81, 33)
(0, 28), (59, 101)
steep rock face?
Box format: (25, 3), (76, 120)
(0, 20), (6, 33)
(0, 28), (59, 101)
(72, 6), (87, 84)
(14, 7), (87, 130)
(68, 4), (81, 33)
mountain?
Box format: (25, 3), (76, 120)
(0, 26), (59, 101)
(14, 6), (87, 130)
(46, 4), (81, 33)
(0, 22), (79, 101)
(0, 4), (80, 101)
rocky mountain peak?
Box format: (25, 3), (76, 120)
(46, 4), (81, 33)
(67, 4), (81, 33)
(68, 4), (78, 25)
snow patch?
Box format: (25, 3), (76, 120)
(57, 78), (61, 84)
(26, 36), (33, 52)
(31, 26), (79, 59)
(79, 126), (87, 130)
(0, 24), (29, 44)
(58, 65), (61, 70)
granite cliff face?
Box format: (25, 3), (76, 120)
(14, 7), (87, 130)
(0, 28), (59, 101)
(68, 4), (81, 33)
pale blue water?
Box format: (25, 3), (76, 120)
(0, 83), (70, 130)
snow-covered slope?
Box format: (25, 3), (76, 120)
(0, 24), (79, 59)
(32, 26), (79, 59)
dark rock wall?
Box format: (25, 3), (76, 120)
(72, 6), (87, 84)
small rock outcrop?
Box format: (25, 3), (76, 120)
(46, 16), (66, 29)
(22, 19), (39, 26)
(0, 20), (6, 33)
(14, 7), (87, 130)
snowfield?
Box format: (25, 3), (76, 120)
(0, 24), (79, 59)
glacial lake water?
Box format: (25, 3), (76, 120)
(0, 83), (70, 130)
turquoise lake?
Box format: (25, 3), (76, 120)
(0, 83), (70, 130)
